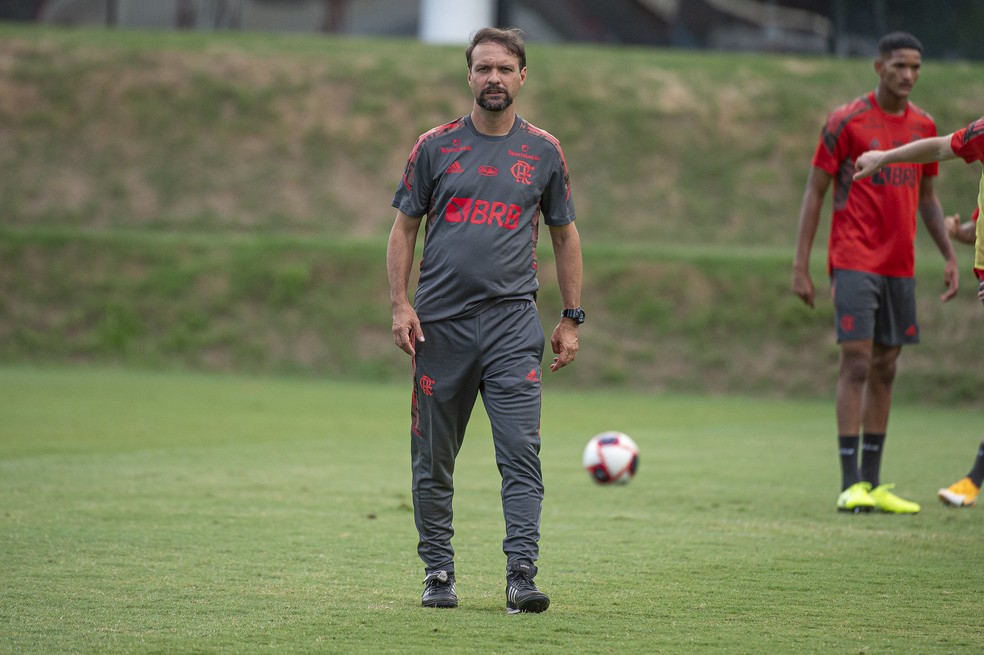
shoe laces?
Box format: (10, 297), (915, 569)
(845, 481), (872, 494)
(424, 570), (453, 589)
(507, 571), (537, 592)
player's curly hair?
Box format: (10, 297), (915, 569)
(878, 31), (923, 56)
(466, 27), (526, 70)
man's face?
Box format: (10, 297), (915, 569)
(467, 42), (526, 112)
(876, 47), (922, 99)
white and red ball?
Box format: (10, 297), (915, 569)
(582, 431), (639, 484)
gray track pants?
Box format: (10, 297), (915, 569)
(410, 300), (545, 576)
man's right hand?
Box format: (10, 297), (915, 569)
(392, 303), (425, 356)
(792, 268), (815, 308)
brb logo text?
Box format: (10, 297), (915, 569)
(870, 165), (919, 188)
(445, 197), (522, 230)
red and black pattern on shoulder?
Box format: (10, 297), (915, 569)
(521, 119), (573, 200)
(820, 95), (874, 154)
(906, 101), (935, 124)
(959, 116), (984, 145)
(521, 120), (562, 149)
(402, 117), (467, 191)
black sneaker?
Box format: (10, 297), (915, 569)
(421, 571), (457, 608)
(505, 568), (549, 614)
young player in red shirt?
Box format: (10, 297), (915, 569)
(855, 118), (984, 508)
(792, 32), (960, 514)
(855, 116), (984, 284)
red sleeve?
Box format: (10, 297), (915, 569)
(950, 117), (984, 164)
(812, 103), (859, 176)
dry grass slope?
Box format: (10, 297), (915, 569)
(2, 25), (984, 403)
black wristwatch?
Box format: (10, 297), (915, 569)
(561, 307), (585, 324)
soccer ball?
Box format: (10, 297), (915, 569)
(582, 431), (639, 485)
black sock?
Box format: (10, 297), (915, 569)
(861, 432), (886, 488)
(968, 443), (984, 487)
(839, 435), (860, 490)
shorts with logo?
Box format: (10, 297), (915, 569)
(409, 299), (545, 575)
(831, 268), (918, 345)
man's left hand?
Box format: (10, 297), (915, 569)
(549, 321), (579, 372)
(940, 258), (959, 302)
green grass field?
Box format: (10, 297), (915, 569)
(2, 366), (981, 654)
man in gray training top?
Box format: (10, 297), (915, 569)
(387, 26), (584, 614)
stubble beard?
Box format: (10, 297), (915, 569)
(477, 87), (513, 112)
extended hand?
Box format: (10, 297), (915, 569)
(853, 151), (885, 180)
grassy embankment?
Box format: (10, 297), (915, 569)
(2, 24), (983, 402)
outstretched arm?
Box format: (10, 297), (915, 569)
(854, 134), (957, 180)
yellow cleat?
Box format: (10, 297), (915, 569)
(938, 477), (979, 508)
(836, 481), (876, 513)
(870, 483), (920, 514)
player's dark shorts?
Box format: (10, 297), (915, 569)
(831, 269), (918, 345)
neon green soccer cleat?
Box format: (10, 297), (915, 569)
(937, 477), (980, 508)
(870, 483), (920, 514)
(836, 481), (876, 513)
